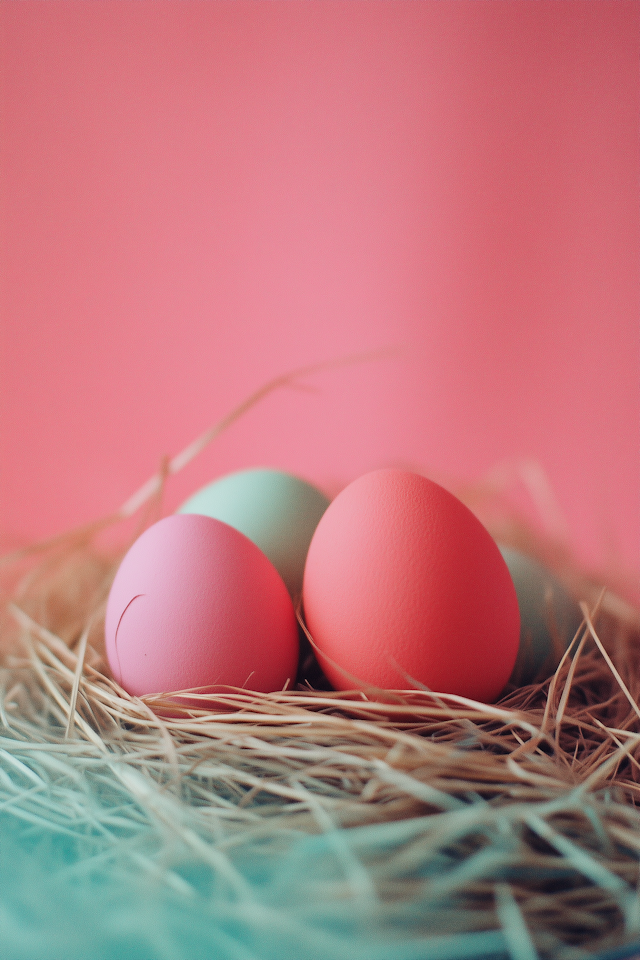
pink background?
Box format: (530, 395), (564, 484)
(1, 2), (638, 591)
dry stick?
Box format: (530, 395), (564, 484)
(577, 738), (638, 795)
(539, 610), (592, 739)
(589, 720), (640, 787)
(22, 633), (104, 749)
(553, 589), (607, 749)
(581, 600), (640, 727)
(64, 619), (91, 739)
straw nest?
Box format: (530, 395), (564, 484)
(1, 365), (639, 960)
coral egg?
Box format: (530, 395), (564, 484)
(105, 514), (298, 697)
(302, 469), (519, 702)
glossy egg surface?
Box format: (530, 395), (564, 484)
(302, 469), (520, 702)
(105, 513), (298, 697)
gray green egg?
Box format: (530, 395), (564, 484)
(500, 546), (583, 687)
(178, 468), (330, 599)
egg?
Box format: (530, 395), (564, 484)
(105, 514), (299, 697)
(302, 469), (520, 702)
(178, 468), (330, 598)
(500, 546), (583, 687)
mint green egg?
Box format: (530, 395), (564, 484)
(178, 468), (330, 598)
(501, 546), (583, 687)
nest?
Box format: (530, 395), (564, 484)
(1, 366), (639, 960)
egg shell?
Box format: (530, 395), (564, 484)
(105, 514), (299, 697)
(178, 468), (330, 598)
(302, 469), (520, 702)
(500, 546), (583, 687)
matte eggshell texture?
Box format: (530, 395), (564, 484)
(302, 469), (520, 702)
(501, 546), (583, 687)
(178, 468), (330, 598)
(105, 514), (299, 697)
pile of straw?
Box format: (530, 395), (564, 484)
(1, 367), (639, 960)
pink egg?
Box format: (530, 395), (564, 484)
(105, 514), (299, 697)
(302, 469), (520, 702)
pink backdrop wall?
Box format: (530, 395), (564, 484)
(1, 2), (638, 591)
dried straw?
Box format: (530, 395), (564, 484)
(1, 363), (639, 960)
